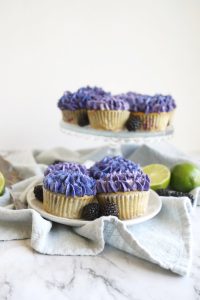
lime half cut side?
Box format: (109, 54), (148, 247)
(0, 172), (5, 196)
(142, 164), (171, 190)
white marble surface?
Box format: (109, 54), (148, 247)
(0, 208), (199, 300)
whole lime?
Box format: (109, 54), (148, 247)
(170, 163), (200, 192)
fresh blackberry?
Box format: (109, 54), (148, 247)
(156, 189), (194, 205)
(126, 116), (142, 131)
(82, 203), (100, 220)
(78, 114), (89, 127)
(100, 200), (119, 217)
(33, 185), (43, 202)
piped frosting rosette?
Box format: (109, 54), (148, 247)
(44, 162), (88, 176)
(89, 156), (140, 179)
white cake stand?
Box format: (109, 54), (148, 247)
(60, 121), (174, 156)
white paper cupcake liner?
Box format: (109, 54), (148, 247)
(88, 110), (130, 131)
(62, 109), (87, 125)
(43, 188), (94, 219)
(130, 112), (170, 131)
(97, 190), (150, 220)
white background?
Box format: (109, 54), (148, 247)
(0, 0), (199, 152)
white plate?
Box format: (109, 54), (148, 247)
(27, 188), (162, 227)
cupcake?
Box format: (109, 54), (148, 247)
(57, 91), (81, 125)
(87, 95), (130, 131)
(58, 86), (108, 126)
(43, 170), (96, 219)
(96, 171), (150, 219)
(89, 156), (140, 179)
(125, 93), (176, 131)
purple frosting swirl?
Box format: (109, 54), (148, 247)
(44, 162), (88, 176)
(89, 156), (140, 179)
(86, 95), (130, 111)
(58, 86), (109, 111)
(57, 91), (77, 111)
(71, 86), (110, 109)
(96, 172), (150, 193)
(123, 93), (176, 113)
(43, 170), (96, 197)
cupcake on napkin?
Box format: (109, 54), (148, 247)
(96, 171), (150, 219)
(87, 95), (130, 131)
(43, 169), (96, 219)
(126, 93), (176, 131)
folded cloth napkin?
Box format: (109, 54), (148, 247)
(0, 142), (199, 276)
(0, 196), (192, 276)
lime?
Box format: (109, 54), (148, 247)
(0, 172), (5, 196)
(142, 164), (170, 190)
(170, 163), (200, 193)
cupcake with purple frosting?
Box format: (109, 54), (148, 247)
(87, 95), (130, 131)
(58, 86), (108, 126)
(96, 171), (150, 219)
(43, 168), (96, 219)
(89, 156), (140, 179)
(126, 93), (176, 131)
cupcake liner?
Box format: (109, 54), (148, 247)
(97, 191), (149, 220)
(43, 188), (94, 219)
(168, 109), (176, 126)
(130, 112), (170, 131)
(88, 110), (130, 131)
(62, 109), (87, 125)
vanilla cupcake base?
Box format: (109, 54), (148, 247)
(130, 112), (170, 131)
(43, 188), (94, 219)
(97, 191), (149, 220)
(88, 110), (130, 131)
(168, 109), (176, 126)
(62, 109), (87, 125)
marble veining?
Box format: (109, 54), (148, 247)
(0, 208), (199, 300)
(80, 264), (130, 299)
(0, 277), (13, 300)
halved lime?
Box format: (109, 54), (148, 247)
(142, 164), (170, 190)
(0, 172), (5, 196)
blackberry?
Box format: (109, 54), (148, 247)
(156, 189), (194, 205)
(82, 203), (100, 220)
(78, 114), (89, 127)
(126, 116), (142, 131)
(100, 200), (119, 217)
(33, 185), (43, 202)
